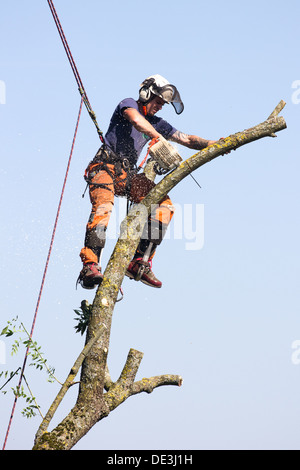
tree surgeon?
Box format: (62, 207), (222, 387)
(78, 74), (217, 289)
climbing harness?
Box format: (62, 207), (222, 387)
(84, 147), (136, 189)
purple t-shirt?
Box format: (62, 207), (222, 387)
(104, 98), (177, 166)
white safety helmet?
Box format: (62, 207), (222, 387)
(139, 74), (184, 115)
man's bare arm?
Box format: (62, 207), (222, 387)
(123, 108), (161, 140)
(169, 130), (216, 150)
(123, 109), (217, 151)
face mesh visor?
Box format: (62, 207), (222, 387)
(158, 84), (184, 114)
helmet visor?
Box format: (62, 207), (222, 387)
(156, 84), (184, 114)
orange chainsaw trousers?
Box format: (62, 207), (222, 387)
(80, 163), (175, 265)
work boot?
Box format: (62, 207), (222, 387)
(77, 263), (103, 289)
(126, 258), (162, 288)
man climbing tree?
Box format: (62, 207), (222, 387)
(1, 2), (287, 452)
(32, 99), (286, 450)
(77, 74), (219, 290)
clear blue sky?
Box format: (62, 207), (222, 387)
(1, 0), (300, 450)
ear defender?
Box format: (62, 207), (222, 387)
(138, 77), (156, 103)
(139, 85), (152, 103)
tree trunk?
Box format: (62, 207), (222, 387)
(33, 102), (286, 450)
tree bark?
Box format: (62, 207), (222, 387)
(33, 102), (286, 450)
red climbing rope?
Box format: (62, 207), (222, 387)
(2, 97), (84, 450)
(3, 1), (106, 448)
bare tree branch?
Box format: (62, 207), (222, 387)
(131, 375), (183, 395)
(267, 99), (286, 136)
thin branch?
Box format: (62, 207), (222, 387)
(103, 350), (182, 414)
(23, 375), (44, 420)
(21, 323), (63, 386)
(268, 99), (286, 119)
(35, 323), (106, 440)
(116, 349), (144, 386)
(267, 100), (286, 136)
(140, 111), (287, 215)
(104, 365), (114, 391)
(132, 375), (183, 395)
(0, 367), (21, 391)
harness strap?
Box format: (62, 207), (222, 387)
(83, 146), (138, 196)
(92, 146), (135, 171)
(84, 162), (115, 193)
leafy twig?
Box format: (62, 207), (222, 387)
(74, 300), (92, 335)
(21, 323), (62, 385)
